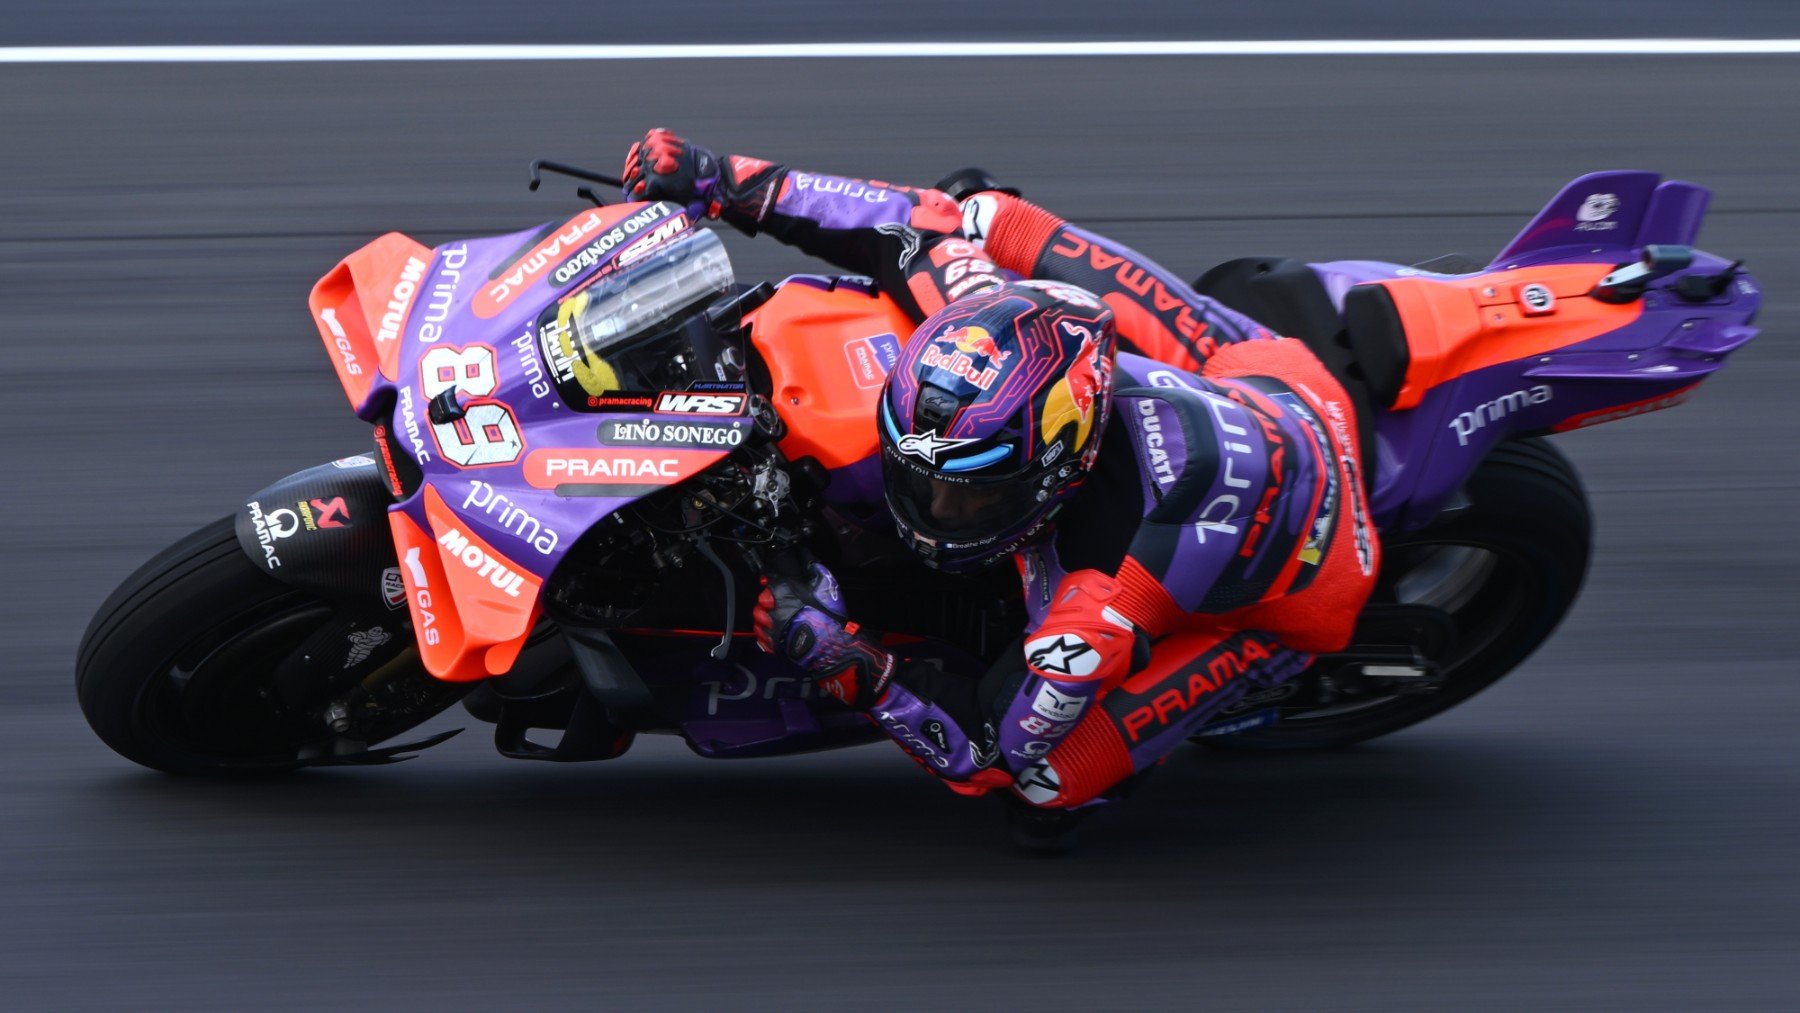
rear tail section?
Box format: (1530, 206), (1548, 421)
(1328, 172), (1761, 527)
(1345, 171), (1757, 416)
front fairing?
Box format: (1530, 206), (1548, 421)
(315, 202), (745, 681)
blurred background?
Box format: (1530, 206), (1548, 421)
(4, 3), (1798, 1009)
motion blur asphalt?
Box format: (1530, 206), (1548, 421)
(3, 41), (1799, 1012)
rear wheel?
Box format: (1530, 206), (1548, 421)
(1206, 438), (1591, 749)
(76, 516), (468, 774)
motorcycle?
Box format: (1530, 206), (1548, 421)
(77, 162), (1761, 782)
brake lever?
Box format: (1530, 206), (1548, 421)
(527, 159), (625, 204)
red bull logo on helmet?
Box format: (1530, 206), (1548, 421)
(1062, 324), (1103, 418)
(936, 325), (1012, 363)
(1038, 319), (1112, 458)
(921, 324), (1011, 391)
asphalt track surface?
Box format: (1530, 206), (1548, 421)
(4, 46), (1799, 1012)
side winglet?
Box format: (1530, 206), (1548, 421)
(1489, 170), (1664, 268)
(308, 232), (434, 413)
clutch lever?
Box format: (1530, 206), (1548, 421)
(690, 538), (737, 661)
(690, 538), (806, 660)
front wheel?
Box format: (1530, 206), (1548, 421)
(76, 516), (468, 774)
(1207, 438), (1592, 749)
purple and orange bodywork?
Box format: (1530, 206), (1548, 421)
(283, 170), (1760, 755)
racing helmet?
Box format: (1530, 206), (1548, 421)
(879, 280), (1117, 571)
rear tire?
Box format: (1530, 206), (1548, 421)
(1206, 438), (1591, 749)
(76, 516), (464, 774)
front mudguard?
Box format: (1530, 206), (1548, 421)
(233, 453), (402, 611)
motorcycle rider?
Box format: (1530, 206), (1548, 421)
(622, 129), (1379, 842)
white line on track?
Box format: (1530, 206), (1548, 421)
(2, 39), (1800, 63)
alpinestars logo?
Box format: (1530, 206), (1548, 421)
(1025, 633), (1099, 677)
(897, 429), (977, 465)
(874, 221), (922, 270)
(1015, 759), (1063, 805)
(960, 194), (998, 248)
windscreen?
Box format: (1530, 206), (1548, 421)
(536, 227), (736, 408)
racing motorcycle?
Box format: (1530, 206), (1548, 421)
(77, 163), (1762, 779)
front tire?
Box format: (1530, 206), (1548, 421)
(76, 516), (465, 774)
(1207, 438), (1592, 749)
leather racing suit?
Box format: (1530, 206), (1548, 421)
(700, 152), (1380, 807)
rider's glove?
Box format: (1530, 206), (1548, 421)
(622, 128), (784, 226)
(621, 128), (721, 213)
(753, 561), (894, 711)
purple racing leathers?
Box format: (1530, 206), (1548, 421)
(983, 341), (1377, 807)
(698, 153), (1003, 316)
(699, 148), (1378, 806)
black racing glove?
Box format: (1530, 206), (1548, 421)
(621, 127), (722, 213)
(621, 128), (786, 227)
(753, 560), (895, 711)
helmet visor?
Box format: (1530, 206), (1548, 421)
(882, 452), (1050, 544)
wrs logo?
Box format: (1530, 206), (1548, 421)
(655, 392), (745, 415)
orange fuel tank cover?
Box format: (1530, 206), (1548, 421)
(748, 280), (916, 471)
